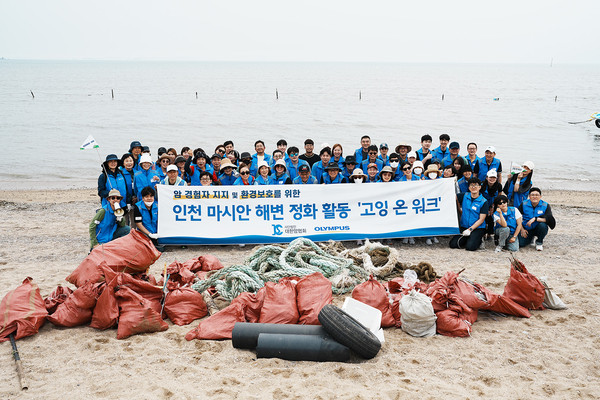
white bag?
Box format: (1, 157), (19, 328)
(398, 290), (437, 337)
(540, 277), (567, 310)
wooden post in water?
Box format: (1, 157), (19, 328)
(196, 91), (198, 99)
(111, 89), (114, 99)
(555, 96), (557, 102)
(276, 89), (279, 100)
(30, 90), (34, 99)
(442, 94), (444, 101)
(359, 91), (362, 101)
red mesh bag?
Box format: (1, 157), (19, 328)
(258, 279), (299, 324)
(47, 282), (99, 327)
(296, 272), (333, 325)
(115, 286), (168, 339)
(503, 259), (545, 310)
(164, 287), (208, 326)
(435, 307), (478, 337)
(351, 275), (395, 328)
(232, 288), (266, 323)
(67, 229), (161, 287)
(45, 285), (73, 314)
(185, 302), (246, 340)
(199, 254), (224, 271)
(0, 277), (48, 342)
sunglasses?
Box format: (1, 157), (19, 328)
(402, 167), (411, 171)
(498, 200), (507, 204)
(369, 152), (378, 155)
(161, 159), (170, 163)
(108, 196), (121, 200)
(240, 171), (250, 175)
(289, 153), (298, 157)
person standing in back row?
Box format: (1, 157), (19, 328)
(478, 146), (503, 185)
(299, 139), (321, 167)
(354, 135), (371, 165)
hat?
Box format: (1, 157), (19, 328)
(174, 156), (186, 164)
(220, 158), (237, 171)
(142, 146), (150, 153)
(380, 166), (394, 174)
(129, 141), (142, 152)
(158, 153), (171, 162)
(522, 160), (535, 170)
(139, 153), (153, 165)
(257, 161), (270, 171)
(325, 161), (341, 171)
(273, 159), (287, 170)
(350, 168), (367, 178)
(412, 160), (424, 170)
(157, 147), (167, 156)
(298, 164), (310, 173)
(424, 164), (441, 176)
(487, 169), (498, 178)
(449, 141), (460, 149)
(107, 189), (123, 199)
(395, 144), (413, 153)
(485, 146), (496, 153)
(210, 153), (221, 160)
(240, 152), (252, 160)
(389, 152), (400, 161)
(366, 162), (378, 170)
(343, 155), (357, 165)
(104, 154), (119, 163)
(193, 152), (209, 164)
(407, 151), (417, 159)
(166, 164), (178, 173)
(380, 142), (389, 149)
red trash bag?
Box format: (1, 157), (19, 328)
(115, 286), (168, 339)
(502, 259), (545, 310)
(67, 229), (161, 287)
(166, 261), (196, 286)
(464, 280), (531, 318)
(117, 271), (164, 315)
(0, 277), (48, 342)
(231, 288), (266, 324)
(296, 272), (333, 325)
(435, 307), (477, 337)
(47, 282), (99, 327)
(199, 254), (224, 271)
(185, 302), (246, 340)
(179, 256), (203, 273)
(45, 285), (73, 314)
(90, 265), (119, 330)
(351, 275), (395, 328)
(259, 279), (299, 324)
(164, 287), (208, 326)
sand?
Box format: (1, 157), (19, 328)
(0, 188), (599, 399)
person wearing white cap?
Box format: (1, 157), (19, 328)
(503, 161), (534, 208)
(134, 153), (160, 200)
(271, 159), (293, 184)
(161, 164), (187, 186)
(254, 161), (274, 185)
(411, 160), (424, 179)
(477, 146), (503, 184)
(480, 169), (504, 240)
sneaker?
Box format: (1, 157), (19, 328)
(425, 238), (433, 245)
(239, 244), (246, 248)
(356, 240), (363, 245)
(402, 238), (409, 244)
(479, 241), (486, 250)
(408, 238), (415, 245)
(433, 237), (439, 244)
(530, 237), (537, 247)
(495, 245), (503, 253)
(536, 244), (543, 251)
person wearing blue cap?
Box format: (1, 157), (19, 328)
(129, 141), (143, 171)
(377, 143), (390, 166)
(98, 154), (128, 209)
(442, 142), (462, 168)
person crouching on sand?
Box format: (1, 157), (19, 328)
(89, 189), (130, 251)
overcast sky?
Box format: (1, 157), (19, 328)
(1, 0), (597, 63)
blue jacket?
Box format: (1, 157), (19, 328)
(135, 200), (158, 234)
(495, 207), (518, 235)
(459, 193), (488, 229)
(361, 159), (384, 172)
(432, 146), (449, 161)
(233, 176), (255, 185)
(321, 173), (346, 184)
(376, 155), (390, 166)
(442, 154), (461, 168)
(293, 175), (318, 184)
(218, 173), (237, 186)
(286, 159), (309, 180)
(506, 176), (531, 209)
(271, 173), (292, 185)
(354, 148), (368, 165)
(457, 177), (469, 193)
(160, 176), (186, 186)
(96, 205), (118, 244)
(415, 148), (431, 161)
(250, 153), (272, 177)
(477, 157), (502, 182)
(119, 167), (135, 204)
(519, 199), (548, 231)
(311, 161), (327, 182)
(332, 156), (346, 169)
(134, 168), (159, 200)
(254, 175), (275, 185)
(398, 174), (421, 182)
(98, 170), (128, 208)
(464, 155), (480, 171)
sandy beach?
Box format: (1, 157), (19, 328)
(0, 188), (599, 399)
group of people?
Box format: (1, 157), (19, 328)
(90, 135), (554, 253)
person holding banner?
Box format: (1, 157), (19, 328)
(134, 187), (163, 251)
(293, 164), (318, 184)
(89, 189), (130, 250)
(97, 154), (128, 209)
(199, 171), (214, 186)
(234, 165), (255, 185)
(450, 177), (488, 251)
(134, 154), (160, 200)
(348, 168), (367, 184)
(255, 161), (274, 185)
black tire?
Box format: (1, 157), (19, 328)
(318, 304), (381, 359)
(595, 119), (600, 129)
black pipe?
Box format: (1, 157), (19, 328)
(256, 333), (351, 362)
(232, 322), (326, 349)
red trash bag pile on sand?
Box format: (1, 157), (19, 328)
(185, 272), (333, 341)
(0, 278), (48, 342)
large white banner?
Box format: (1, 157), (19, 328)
(157, 179), (459, 245)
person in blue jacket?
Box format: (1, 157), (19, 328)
(504, 161), (534, 209)
(341, 155), (358, 180)
(271, 159), (293, 184)
(432, 133), (450, 161)
(442, 141), (462, 168)
(218, 158), (238, 185)
(376, 166), (395, 182)
(492, 195), (522, 253)
(415, 134), (433, 168)
(293, 164), (318, 184)
(480, 169), (504, 238)
(250, 140), (272, 177)
(311, 147), (332, 183)
(89, 189), (130, 251)
(134, 153), (160, 200)
(233, 164), (255, 185)
(457, 164), (473, 193)
(322, 162), (347, 184)
(129, 140), (143, 172)
(518, 187), (555, 251)
(477, 146), (503, 184)
(160, 164), (187, 186)
(377, 143), (390, 166)
(155, 153), (171, 182)
(119, 153), (137, 224)
(463, 142), (480, 175)
(134, 186), (163, 251)
(365, 163), (379, 183)
(395, 143), (412, 165)
(254, 161), (274, 185)
(98, 154), (128, 209)
(331, 144), (346, 169)
(185, 152), (213, 186)
(397, 162), (421, 182)
(361, 145), (384, 172)
(285, 146), (308, 180)
(354, 135), (371, 165)
(449, 177), (489, 251)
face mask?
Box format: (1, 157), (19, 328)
(144, 201), (154, 207)
(390, 161), (399, 168)
(428, 172), (438, 179)
(354, 178), (363, 184)
(413, 167), (423, 175)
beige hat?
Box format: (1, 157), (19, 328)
(273, 159), (287, 170)
(395, 143), (413, 153)
(107, 189), (123, 199)
(219, 158), (237, 171)
(380, 166), (394, 175)
(257, 161), (270, 172)
(350, 168), (367, 178)
(424, 164), (441, 176)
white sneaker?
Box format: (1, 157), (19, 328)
(536, 244), (543, 251)
(479, 241), (486, 250)
(433, 237), (439, 244)
(239, 244), (246, 247)
(356, 240), (363, 245)
(495, 245), (503, 253)
(425, 238), (433, 245)
(402, 238), (409, 244)
(530, 238), (537, 247)
(408, 238), (415, 245)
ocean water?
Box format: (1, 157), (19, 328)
(1, 60), (599, 191)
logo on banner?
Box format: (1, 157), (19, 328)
(314, 225), (350, 232)
(272, 224), (283, 235)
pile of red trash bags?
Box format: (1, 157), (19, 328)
(186, 272), (333, 340)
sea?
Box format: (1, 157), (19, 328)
(1, 60), (599, 191)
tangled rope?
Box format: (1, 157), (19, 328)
(192, 238), (369, 300)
